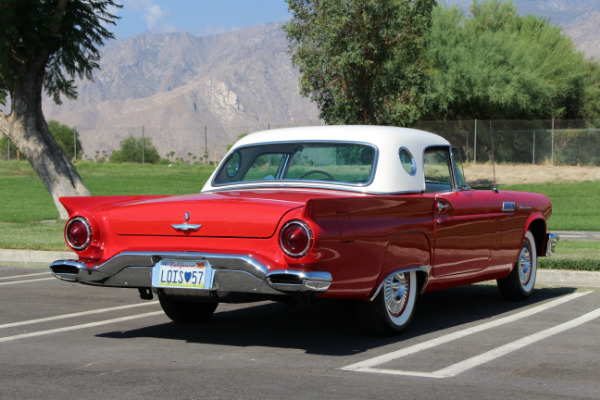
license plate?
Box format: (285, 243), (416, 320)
(151, 259), (214, 290)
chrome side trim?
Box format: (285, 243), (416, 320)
(202, 183), (422, 196)
(369, 265), (431, 301)
(545, 233), (560, 257)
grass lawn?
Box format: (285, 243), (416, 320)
(502, 181), (600, 231)
(0, 161), (598, 270)
(0, 161), (214, 250)
(0, 161), (214, 222)
(538, 240), (600, 272)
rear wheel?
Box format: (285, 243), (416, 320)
(497, 230), (537, 300)
(158, 294), (218, 323)
(357, 270), (417, 336)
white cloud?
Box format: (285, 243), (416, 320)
(143, 4), (166, 30)
(122, 0), (176, 33)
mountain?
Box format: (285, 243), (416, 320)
(514, 0), (600, 25)
(565, 12), (600, 60)
(42, 2), (600, 161)
(509, 0), (600, 60)
(42, 23), (322, 163)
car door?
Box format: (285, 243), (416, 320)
(424, 147), (494, 277)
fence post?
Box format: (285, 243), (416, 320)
(532, 131), (536, 164)
(551, 118), (555, 166)
(142, 125), (145, 165)
(204, 126), (208, 163)
(465, 126), (469, 162)
(473, 119), (477, 165)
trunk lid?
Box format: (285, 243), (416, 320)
(107, 191), (307, 238)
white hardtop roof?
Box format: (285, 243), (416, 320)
(234, 125), (449, 148)
(203, 125), (451, 194)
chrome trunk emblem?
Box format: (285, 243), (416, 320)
(171, 212), (202, 232)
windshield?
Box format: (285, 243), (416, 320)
(213, 142), (376, 187)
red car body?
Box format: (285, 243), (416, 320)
(50, 126), (558, 335)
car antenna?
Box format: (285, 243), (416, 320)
(489, 121), (498, 193)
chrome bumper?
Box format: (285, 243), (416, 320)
(545, 233), (560, 257)
(50, 251), (332, 295)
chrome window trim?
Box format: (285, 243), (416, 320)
(423, 145), (455, 192)
(422, 145), (470, 193)
(211, 140), (379, 189)
(450, 147), (470, 190)
(202, 183), (422, 196)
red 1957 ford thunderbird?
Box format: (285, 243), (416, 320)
(50, 126), (558, 336)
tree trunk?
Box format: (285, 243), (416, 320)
(0, 62), (90, 220)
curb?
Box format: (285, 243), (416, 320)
(0, 249), (76, 263)
(0, 249), (598, 288)
(534, 269), (600, 288)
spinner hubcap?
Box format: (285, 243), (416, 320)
(384, 272), (410, 316)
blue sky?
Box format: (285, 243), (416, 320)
(112, 0), (292, 39)
(110, 1), (579, 41)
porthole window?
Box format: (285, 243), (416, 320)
(399, 147), (416, 176)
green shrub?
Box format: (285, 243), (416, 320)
(109, 135), (161, 164)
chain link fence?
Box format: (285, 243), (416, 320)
(415, 119), (600, 166)
(2, 119), (600, 166)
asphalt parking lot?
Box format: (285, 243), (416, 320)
(1, 264), (599, 400)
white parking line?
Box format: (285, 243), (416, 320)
(0, 272), (49, 281)
(0, 311), (165, 343)
(0, 277), (55, 286)
(342, 291), (592, 378)
(0, 301), (160, 329)
(432, 307), (600, 378)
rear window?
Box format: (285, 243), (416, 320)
(213, 142), (376, 187)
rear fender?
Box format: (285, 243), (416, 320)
(59, 195), (167, 216)
(375, 232), (432, 297)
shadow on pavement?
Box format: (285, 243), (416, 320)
(96, 284), (578, 356)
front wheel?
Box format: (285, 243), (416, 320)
(497, 230), (537, 300)
(158, 294), (218, 323)
(357, 270), (417, 336)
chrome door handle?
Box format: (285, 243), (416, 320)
(437, 201), (450, 212)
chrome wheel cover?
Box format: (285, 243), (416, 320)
(518, 240), (533, 287)
(384, 272), (410, 317)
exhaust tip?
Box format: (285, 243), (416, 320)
(50, 260), (86, 282)
(266, 270), (332, 293)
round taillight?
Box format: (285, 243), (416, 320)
(280, 220), (313, 258)
(65, 217), (92, 251)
